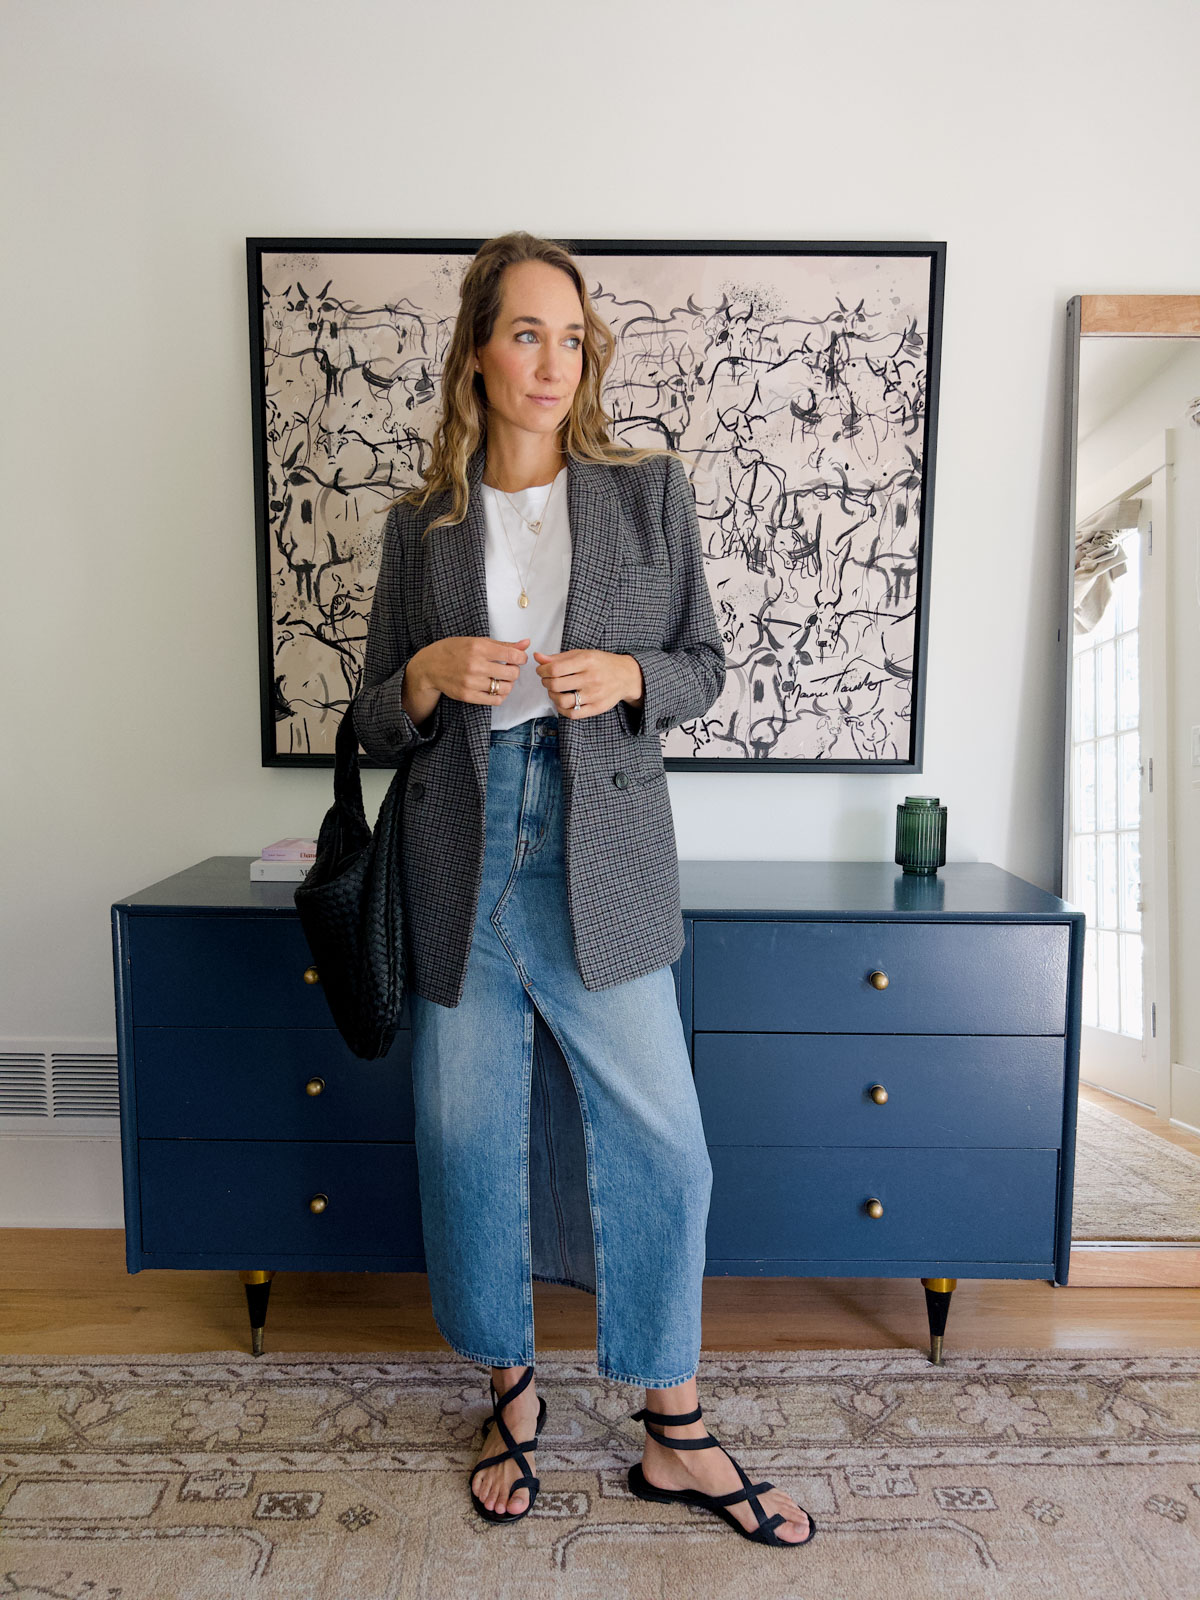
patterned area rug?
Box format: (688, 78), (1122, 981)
(1, 1347), (1198, 1598)
(1072, 1097), (1200, 1241)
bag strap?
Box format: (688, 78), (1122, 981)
(331, 693), (369, 829)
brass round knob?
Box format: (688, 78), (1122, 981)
(303, 966), (320, 985)
(868, 1084), (889, 1105)
(868, 970), (889, 990)
(865, 1197), (884, 1219)
(309, 1193), (329, 1214)
(305, 1077), (325, 1097)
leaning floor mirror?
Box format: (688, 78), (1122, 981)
(1059, 294), (1200, 1276)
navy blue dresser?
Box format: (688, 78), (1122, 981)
(111, 858), (1084, 1363)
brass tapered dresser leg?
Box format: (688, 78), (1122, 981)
(239, 1270), (276, 1357)
(920, 1277), (957, 1365)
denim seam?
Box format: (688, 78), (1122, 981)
(430, 1304), (533, 1369)
(519, 996), (535, 1358)
(531, 1272), (597, 1295)
(524, 741), (556, 856)
(487, 740), (537, 949)
(598, 1362), (700, 1389)
(432, 1295), (696, 1386)
(490, 740), (541, 1361)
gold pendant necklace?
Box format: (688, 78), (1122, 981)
(495, 469), (559, 539)
(501, 492), (545, 537)
(494, 494), (540, 607)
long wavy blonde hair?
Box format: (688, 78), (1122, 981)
(387, 231), (677, 537)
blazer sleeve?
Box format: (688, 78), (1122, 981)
(617, 454), (727, 737)
(351, 503), (445, 762)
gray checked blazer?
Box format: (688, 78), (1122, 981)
(352, 440), (726, 1008)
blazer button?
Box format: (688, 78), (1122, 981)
(410, 781), (425, 801)
(612, 771), (630, 789)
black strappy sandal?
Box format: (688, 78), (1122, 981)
(628, 1400), (816, 1547)
(468, 1364), (547, 1524)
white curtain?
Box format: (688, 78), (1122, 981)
(1074, 496), (1140, 634)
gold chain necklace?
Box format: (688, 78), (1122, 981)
(492, 492), (545, 609)
(497, 482), (549, 535)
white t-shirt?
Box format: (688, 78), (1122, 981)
(480, 466), (572, 729)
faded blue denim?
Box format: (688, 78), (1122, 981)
(408, 714), (713, 1389)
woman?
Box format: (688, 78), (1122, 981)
(354, 231), (814, 1547)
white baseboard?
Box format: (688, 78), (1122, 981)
(1171, 1061), (1200, 1135)
(0, 1134), (124, 1226)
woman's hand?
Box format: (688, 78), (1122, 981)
(406, 638), (645, 722)
(408, 636), (532, 712)
(533, 649), (644, 718)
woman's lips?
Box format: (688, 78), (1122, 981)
(528, 395), (561, 406)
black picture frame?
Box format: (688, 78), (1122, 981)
(248, 236), (945, 771)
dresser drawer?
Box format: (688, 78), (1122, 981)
(694, 1034), (1066, 1148)
(692, 920), (1069, 1034)
(138, 1139), (422, 1257)
(706, 1147), (1059, 1264)
(126, 915), (413, 1031)
(133, 1028), (415, 1140)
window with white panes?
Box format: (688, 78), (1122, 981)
(1069, 528), (1143, 1037)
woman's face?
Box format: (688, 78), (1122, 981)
(473, 260), (585, 441)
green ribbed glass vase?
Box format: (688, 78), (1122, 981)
(895, 795), (947, 875)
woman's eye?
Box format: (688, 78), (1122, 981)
(517, 331), (582, 347)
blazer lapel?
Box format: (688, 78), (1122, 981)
(426, 441), (631, 803)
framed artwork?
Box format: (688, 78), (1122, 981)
(248, 236), (945, 770)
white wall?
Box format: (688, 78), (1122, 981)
(4, 0), (1199, 1221)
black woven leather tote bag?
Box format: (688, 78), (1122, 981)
(293, 697), (412, 1060)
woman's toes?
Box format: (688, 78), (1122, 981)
(778, 1505), (810, 1541)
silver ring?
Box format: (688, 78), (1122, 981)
(573, 690), (583, 710)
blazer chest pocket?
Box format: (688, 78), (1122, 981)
(603, 561), (672, 645)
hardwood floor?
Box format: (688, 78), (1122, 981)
(1078, 1079), (1200, 1157)
(1, 1084), (1194, 1360)
(1, 1227), (1196, 1359)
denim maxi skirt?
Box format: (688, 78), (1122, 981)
(407, 714), (714, 1389)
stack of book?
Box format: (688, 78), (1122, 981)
(250, 838), (317, 882)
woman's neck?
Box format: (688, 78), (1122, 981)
(480, 427), (566, 493)
(483, 464), (564, 493)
